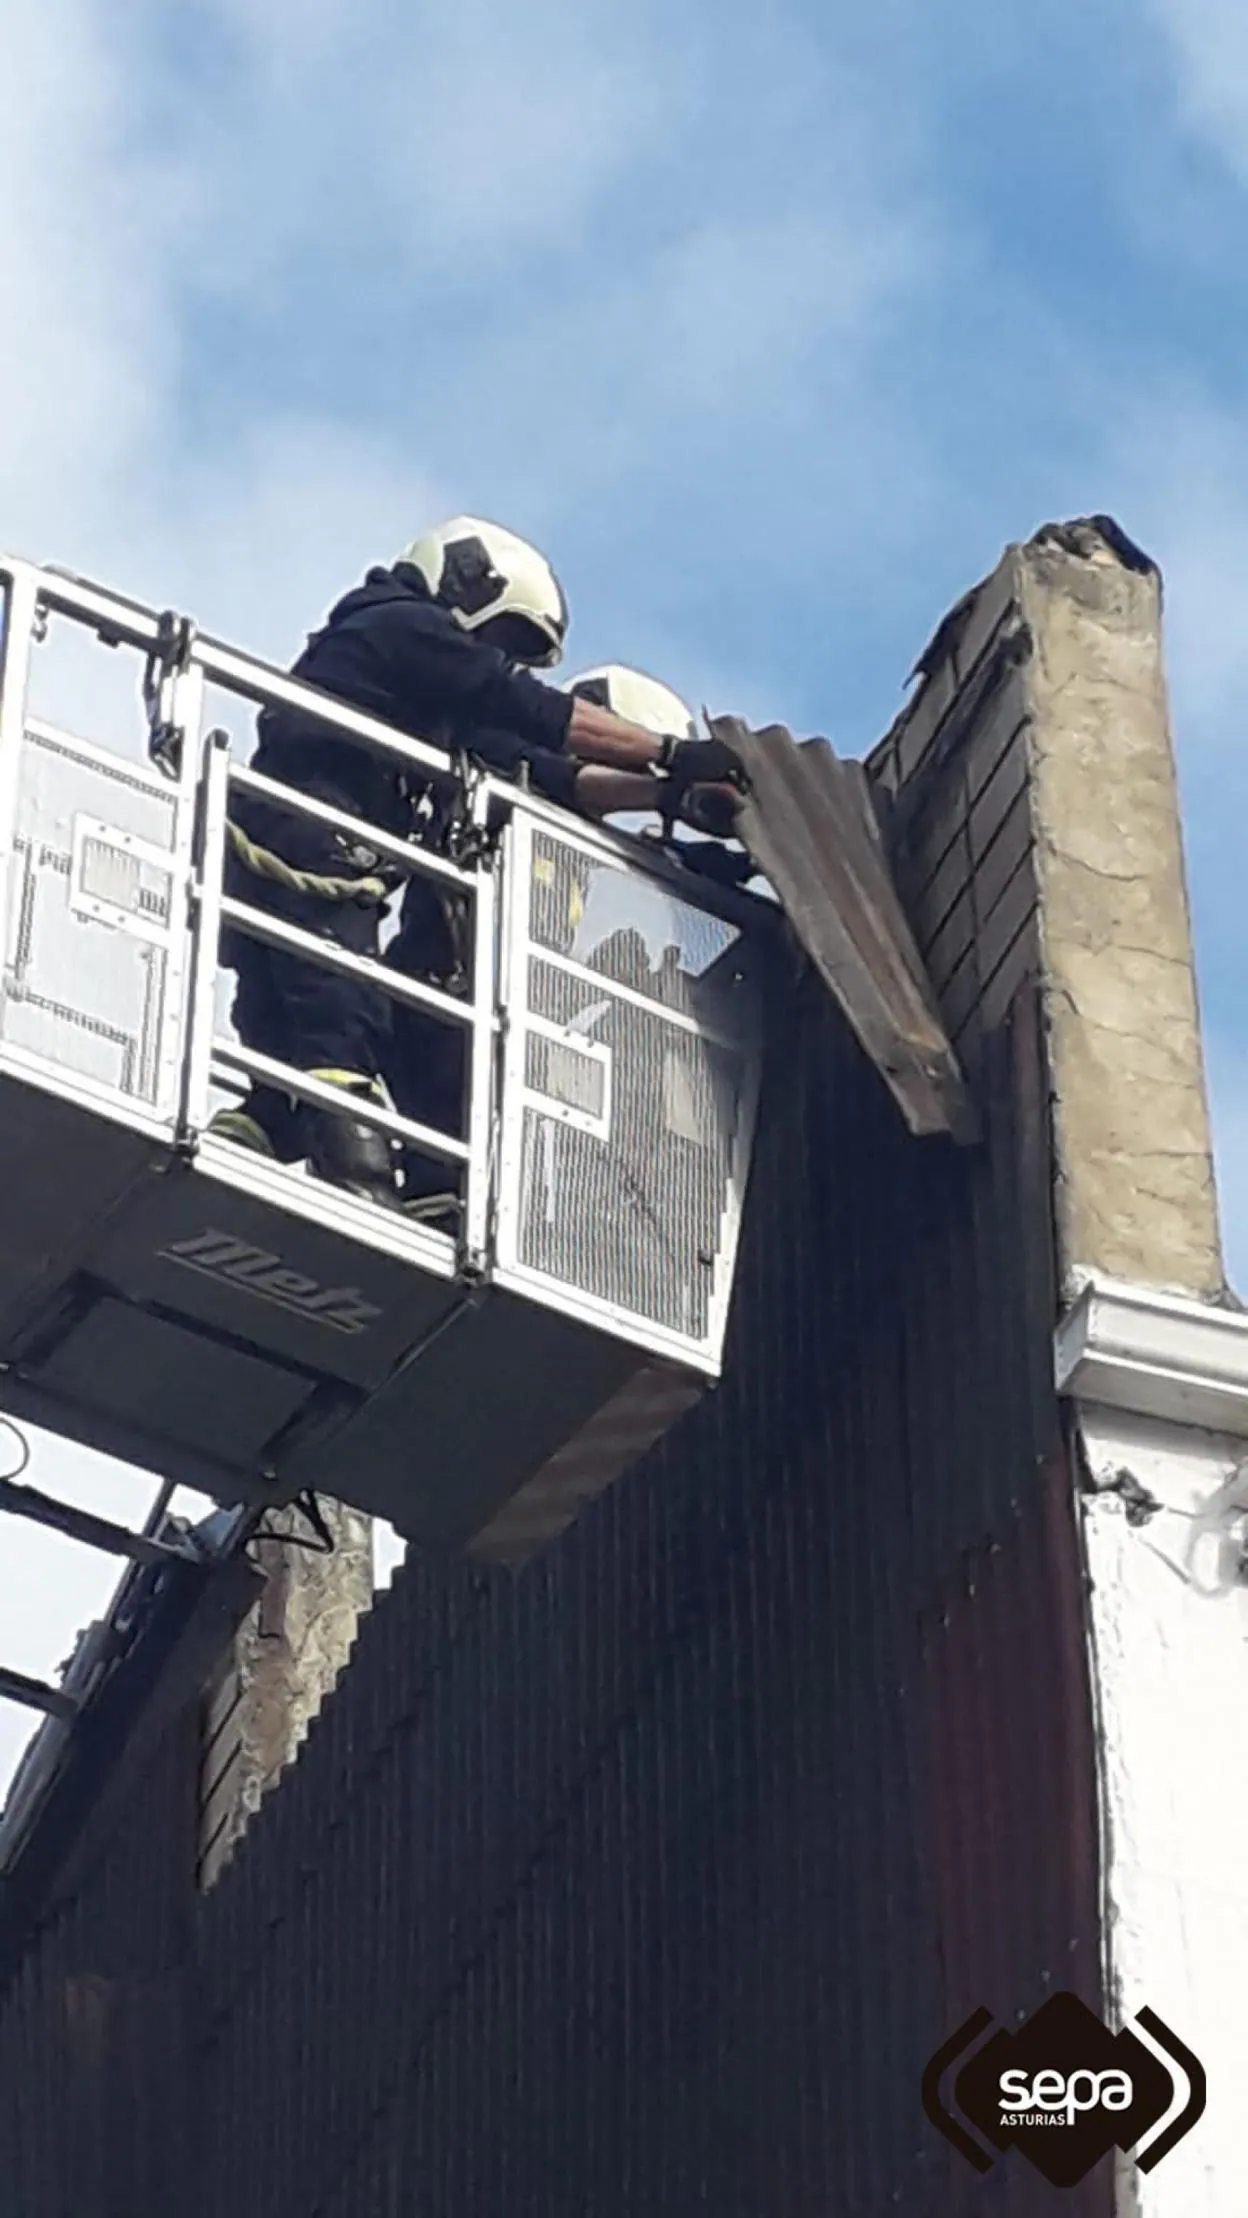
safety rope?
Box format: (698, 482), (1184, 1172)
(225, 818), (394, 906)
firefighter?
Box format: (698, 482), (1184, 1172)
(559, 665), (757, 866)
(211, 520), (746, 1208)
(384, 662), (752, 1230)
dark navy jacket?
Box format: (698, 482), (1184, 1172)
(238, 561), (577, 851)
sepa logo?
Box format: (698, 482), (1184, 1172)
(922, 1992), (1205, 2189)
(159, 1230), (383, 1336)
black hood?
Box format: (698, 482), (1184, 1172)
(317, 561), (434, 639)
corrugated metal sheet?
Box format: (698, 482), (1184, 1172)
(0, 989), (1107, 2218)
(920, 1447), (1107, 2218)
(1, 1702), (198, 2214)
(720, 714), (975, 1142)
(0, 560), (1112, 2216)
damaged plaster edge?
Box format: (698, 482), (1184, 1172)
(198, 1501), (375, 1890)
(1014, 523), (1225, 1304)
(900, 515), (1145, 704)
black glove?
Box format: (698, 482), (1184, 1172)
(657, 734), (748, 792)
(677, 783), (743, 840)
(677, 840), (755, 889)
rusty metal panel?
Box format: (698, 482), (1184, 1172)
(0, 980), (1101, 2213)
(920, 1455), (1109, 2215)
(717, 715), (976, 1143)
(0, 1706), (200, 2216)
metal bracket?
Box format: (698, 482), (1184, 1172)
(143, 609), (196, 781)
(0, 1665), (77, 1721)
(0, 1473), (208, 1568)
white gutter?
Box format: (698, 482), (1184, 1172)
(1056, 1274), (1248, 1437)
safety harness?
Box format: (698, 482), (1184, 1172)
(141, 606), (499, 963)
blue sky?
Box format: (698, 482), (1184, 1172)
(2, 0), (1248, 1786)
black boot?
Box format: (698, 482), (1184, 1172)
(207, 1104), (277, 1157)
(304, 1072), (400, 1210)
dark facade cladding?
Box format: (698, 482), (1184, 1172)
(0, 563), (1111, 2216)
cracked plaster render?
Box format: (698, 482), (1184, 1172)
(1018, 528), (1225, 1302)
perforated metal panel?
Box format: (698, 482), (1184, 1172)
(498, 813), (762, 1366)
(0, 724), (190, 1115)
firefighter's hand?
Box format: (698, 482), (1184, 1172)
(678, 840), (755, 889)
(658, 735), (748, 793)
(677, 782), (743, 840)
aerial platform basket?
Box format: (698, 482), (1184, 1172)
(0, 559), (767, 1563)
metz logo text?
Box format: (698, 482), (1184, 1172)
(159, 1231), (383, 1335)
(922, 1992), (1205, 2189)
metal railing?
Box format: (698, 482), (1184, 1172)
(0, 554), (767, 1366)
(0, 555), (506, 1263)
(191, 732), (499, 1268)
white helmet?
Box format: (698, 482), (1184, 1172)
(400, 515), (568, 668)
(564, 663), (697, 739)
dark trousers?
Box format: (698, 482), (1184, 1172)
(384, 877), (467, 1200)
(222, 817), (392, 1157)
(387, 1007), (466, 1198)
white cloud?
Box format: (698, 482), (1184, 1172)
(0, 0), (713, 1799)
(456, 205), (925, 525)
(150, 419), (448, 659)
(0, 10), (439, 605)
(584, 204), (924, 419)
(4, 0), (1244, 1807)
(374, 0), (691, 263)
(205, 0), (358, 78)
(0, 6), (176, 555)
(0, 6), (458, 1799)
(156, 0), (702, 291)
(1148, 0), (1248, 178)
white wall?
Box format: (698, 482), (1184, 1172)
(1078, 1403), (1248, 2216)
